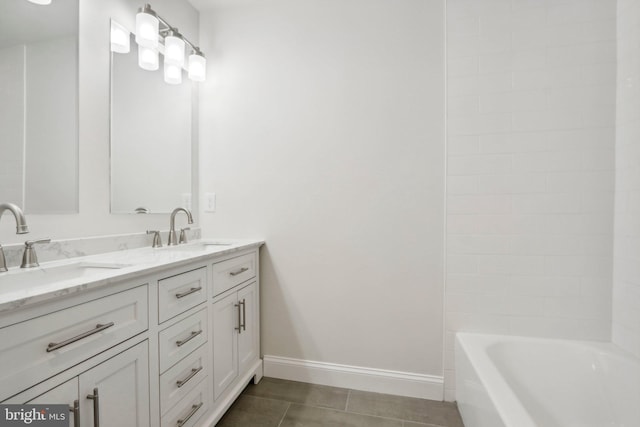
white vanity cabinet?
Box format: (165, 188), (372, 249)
(0, 242), (263, 427)
(6, 340), (150, 427)
(79, 341), (150, 427)
(212, 281), (259, 399)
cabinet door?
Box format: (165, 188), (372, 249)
(212, 293), (238, 400)
(237, 282), (259, 375)
(80, 341), (150, 427)
(27, 378), (79, 427)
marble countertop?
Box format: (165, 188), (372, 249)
(0, 238), (264, 313)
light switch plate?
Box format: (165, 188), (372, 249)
(204, 193), (216, 213)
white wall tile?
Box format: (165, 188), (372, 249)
(446, 0), (615, 400)
(613, 0), (640, 359)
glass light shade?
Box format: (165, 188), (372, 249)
(110, 21), (130, 54)
(135, 11), (159, 49)
(188, 53), (206, 82)
(164, 62), (182, 85)
(138, 45), (159, 71)
(27, 0), (52, 4)
(164, 34), (185, 67)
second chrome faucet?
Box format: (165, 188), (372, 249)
(168, 207), (193, 246)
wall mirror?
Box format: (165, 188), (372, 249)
(0, 0), (79, 214)
(110, 27), (192, 214)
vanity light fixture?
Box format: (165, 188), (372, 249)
(188, 49), (206, 82)
(138, 45), (159, 71)
(164, 29), (185, 67)
(128, 4), (206, 84)
(164, 62), (182, 85)
(135, 4), (159, 49)
(26, 0), (52, 4)
(110, 21), (130, 54)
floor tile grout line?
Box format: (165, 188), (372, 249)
(345, 389), (351, 412)
(276, 402), (291, 427)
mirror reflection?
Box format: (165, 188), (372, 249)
(110, 29), (192, 214)
(0, 0), (79, 213)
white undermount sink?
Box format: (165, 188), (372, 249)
(160, 241), (233, 252)
(0, 262), (131, 290)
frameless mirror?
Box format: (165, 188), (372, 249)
(110, 28), (192, 214)
(0, 0), (79, 214)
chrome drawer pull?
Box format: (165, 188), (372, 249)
(240, 299), (246, 331)
(177, 402), (203, 427)
(176, 366), (203, 388)
(175, 286), (202, 299)
(86, 388), (100, 427)
(234, 302), (241, 334)
(69, 400), (80, 427)
(229, 267), (249, 276)
(176, 330), (203, 347)
(47, 322), (115, 352)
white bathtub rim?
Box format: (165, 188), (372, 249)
(456, 332), (537, 427)
(456, 332), (640, 427)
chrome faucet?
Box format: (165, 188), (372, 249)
(21, 238), (51, 268)
(0, 203), (30, 272)
(168, 207), (193, 246)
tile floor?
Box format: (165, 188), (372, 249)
(216, 377), (465, 427)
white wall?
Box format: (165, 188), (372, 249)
(613, 0), (640, 358)
(0, 45), (25, 208)
(0, 0), (198, 245)
(445, 0), (616, 400)
(198, 0), (446, 390)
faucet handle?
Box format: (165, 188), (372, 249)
(146, 230), (163, 248)
(179, 227), (191, 244)
(24, 238), (51, 248)
(21, 238), (51, 268)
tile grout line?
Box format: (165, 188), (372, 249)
(276, 402), (291, 427)
(344, 389), (351, 412)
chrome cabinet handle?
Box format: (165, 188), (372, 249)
(175, 286), (202, 299)
(234, 302), (241, 334)
(86, 388), (100, 427)
(177, 402), (203, 427)
(176, 366), (203, 388)
(240, 299), (246, 331)
(69, 400), (80, 427)
(176, 330), (202, 347)
(229, 267), (249, 276)
(47, 322), (115, 352)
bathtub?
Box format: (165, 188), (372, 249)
(455, 333), (640, 427)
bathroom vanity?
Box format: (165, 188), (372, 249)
(0, 239), (263, 427)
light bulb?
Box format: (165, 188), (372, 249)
(188, 53), (206, 82)
(110, 21), (130, 54)
(164, 62), (182, 85)
(164, 32), (185, 67)
(135, 9), (159, 49)
(138, 45), (159, 71)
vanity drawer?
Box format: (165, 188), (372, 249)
(0, 285), (148, 401)
(159, 308), (208, 373)
(160, 344), (209, 415)
(158, 267), (207, 323)
(161, 376), (208, 427)
(212, 252), (256, 297)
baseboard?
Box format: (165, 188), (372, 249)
(263, 355), (443, 400)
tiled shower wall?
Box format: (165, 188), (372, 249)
(613, 0), (640, 358)
(445, 0), (616, 400)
